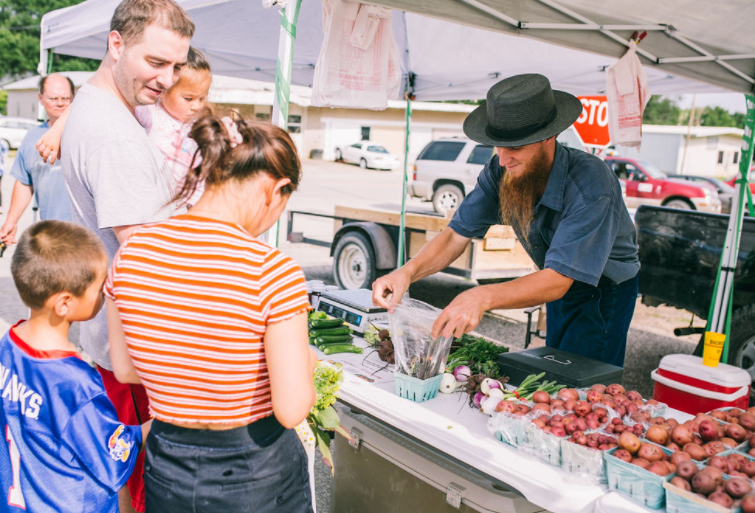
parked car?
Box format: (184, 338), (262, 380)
(334, 141), (399, 170)
(636, 206), (755, 396)
(666, 174), (735, 214)
(410, 137), (494, 214)
(0, 117), (39, 150)
(725, 170), (755, 195)
(605, 156), (721, 213)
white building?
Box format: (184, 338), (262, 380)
(3, 73), (474, 164)
(559, 124), (745, 178)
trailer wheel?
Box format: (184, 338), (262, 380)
(333, 232), (377, 290)
(729, 305), (755, 401)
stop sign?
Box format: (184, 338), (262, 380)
(573, 96), (611, 148)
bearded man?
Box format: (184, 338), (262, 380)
(372, 74), (639, 367)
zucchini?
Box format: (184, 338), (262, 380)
(322, 345), (363, 355)
(309, 326), (351, 338)
(314, 334), (353, 345)
(309, 318), (346, 329)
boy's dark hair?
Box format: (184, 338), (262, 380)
(187, 47), (211, 73)
(11, 221), (106, 310)
(111, 0), (195, 46)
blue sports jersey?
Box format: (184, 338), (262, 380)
(0, 323), (142, 512)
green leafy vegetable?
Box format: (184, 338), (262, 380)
(446, 337), (508, 377)
(308, 361), (352, 474)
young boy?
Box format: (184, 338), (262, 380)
(0, 220), (149, 512)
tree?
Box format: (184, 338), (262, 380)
(0, 90), (6, 115)
(0, 0), (99, 80)
(642, 96), (683, 125)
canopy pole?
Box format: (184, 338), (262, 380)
(397, 74), (415, 268)
(269, 0), (302, 248)
(705, 94), (754, 363)
(36, 48), (53, 123)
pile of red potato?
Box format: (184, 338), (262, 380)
(612, 406), (755, 511)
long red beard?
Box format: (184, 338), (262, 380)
(498, 147), (551, 244)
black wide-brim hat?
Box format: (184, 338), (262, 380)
(463, 74), (583, 147)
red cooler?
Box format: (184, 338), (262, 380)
(651, 354), (751, 414)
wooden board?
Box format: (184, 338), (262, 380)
(334, 205), (450, 233)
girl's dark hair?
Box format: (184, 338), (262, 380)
(175, 108), (301, 204)
(186, 46), (210, 73)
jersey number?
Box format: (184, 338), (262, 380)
(5, 426), (26, 509)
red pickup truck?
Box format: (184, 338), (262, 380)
(605, 156), (721, 212)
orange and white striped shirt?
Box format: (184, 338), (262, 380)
(104, 214), (310, 425)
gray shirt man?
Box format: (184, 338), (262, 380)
(62, 83), (180, 369)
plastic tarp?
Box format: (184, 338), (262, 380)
(40, 0), (736, 100)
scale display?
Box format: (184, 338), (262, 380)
(316, 289), (388, 333)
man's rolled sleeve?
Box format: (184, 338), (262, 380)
(448, 158), (501, 238)
(87, 140), (173, 229)
(544, 195), (617, 286)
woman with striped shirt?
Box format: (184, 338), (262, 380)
(105, 109), (316, 513)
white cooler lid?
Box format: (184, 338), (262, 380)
(658, 354), (751, 387)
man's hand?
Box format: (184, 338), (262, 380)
(0, 220), (18, 245)
(431, 287), (489, 340)
(372, 268), (412, 311)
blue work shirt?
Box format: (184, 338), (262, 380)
(10, 122), (72, 221)
(448, 142), (639, 286)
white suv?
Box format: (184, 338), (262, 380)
(0, 117), (38, 149)
(410, 138), (494, 214)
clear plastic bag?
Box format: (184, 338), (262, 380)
(388, 299), (453, 380)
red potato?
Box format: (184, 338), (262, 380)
(707, 455), (730, 473)
(740, 412), (755, 430)
(564, 399), (577, 411)
(700, 466), (724, 486)
(683, 443), (707, 461)
(558, 388), (579, 402)
(626, 390), (643, 402)
(676, 460), (698, 480)
(532, 391), (551, 404)
(630, 458), (650, 469)
(550, 399), (565, 410)
(516, 404), (531, 415)
(742, 461), (755, 477)
(670, 476), (691, 491)
(551, 426), (567, 437)
(625, 403), (639, 415)
(667, 418), (679, 429)
(741, 495), (755, 513)
(699, 419), (720, 442)
(708, 491), (733, 509)
(670, 451), (692, 466)
(606, 384), (626, 396)
(671, 424), (694, 446)
(720, 437), (738, 448)
(666, 442), (681, 452)
(618, 432), (642, 455)
(586, 390), (603, 403)
(703, 441), (726, 457)
(645, 425), (669, 446)
(586, 419), (601, 430)
(638, 443), (664, 462)
(593, 407), (607, 419)
(648, 461), (671, 476)
(692, 434), (704, 446)
(727, 423), (748, 442)
(691, 472), (717, 495)
(531, 417), (547, 429)
(613, 394), (629, 406)
(725, 478), (753, 498)
(531, 403), (551, 414)
(574, 401), (591, 417)
(496, 400), (516, 413)
(727, 408), (744, 419)
(613, 405), (627, 418)
(590, 383), (607, 394)
(612, 449), (632, 462)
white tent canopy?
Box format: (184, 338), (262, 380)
(40, 0), (739, 101)
(365, 0), (755, 95)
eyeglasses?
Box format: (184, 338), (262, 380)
(43, 96), (73, 104)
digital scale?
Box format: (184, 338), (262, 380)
(316, 289), (389, 333)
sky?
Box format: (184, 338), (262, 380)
(665, 93), (748, 113)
